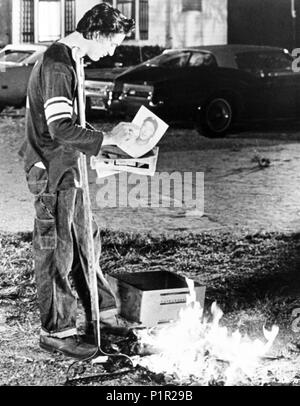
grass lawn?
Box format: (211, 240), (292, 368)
(1, 230), (300, 386)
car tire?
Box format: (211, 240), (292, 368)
(196, 97), (234, 138)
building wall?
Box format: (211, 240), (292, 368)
(8, 0), (228, 47)
(76, 0), (228, 47)
(228, 0), (300, 51)
(146, 0), (227, 48)
(202, 0), (227, 45)
(76, 0), (100, 22)
(0, 0), (12, 46)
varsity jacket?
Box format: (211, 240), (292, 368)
(19, 42), (104, 193)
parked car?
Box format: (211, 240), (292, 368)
(111, 45), (300, 137)
(85, 61), (128, 116)
(0, 44), (47, 113)
(84, 45), (164, 117)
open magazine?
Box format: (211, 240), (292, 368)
(91, 106), (169, 178)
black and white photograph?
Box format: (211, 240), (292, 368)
(0, 0), (300, 391)
(118, 106), (168, 158)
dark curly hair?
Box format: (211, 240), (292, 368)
(76, 2), (135, 39)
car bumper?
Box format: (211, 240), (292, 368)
(110, 97), (164, 117)
(85, 80), (114, 112)
(86, 95), (110, 112)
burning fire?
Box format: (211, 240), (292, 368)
(132, 278), (279, 385)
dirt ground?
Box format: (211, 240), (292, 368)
(1, 112), (300, 235)
(1, 110), (300, 386)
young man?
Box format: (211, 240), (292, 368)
(19, 3), (137, 359)
(136, 117), (158, 145)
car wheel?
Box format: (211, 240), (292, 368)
(196, 97), (234, 138)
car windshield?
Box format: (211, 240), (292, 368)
(85, 55), (133, 69)
(143, 51), (191, 68)
(0, 50), (34, 64)
(236, 50), (293, 74)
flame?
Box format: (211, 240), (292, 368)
(132, 278), (279, 385)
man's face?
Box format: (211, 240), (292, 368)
(139, 120), (156, 141)
(87, 33), (125, 61)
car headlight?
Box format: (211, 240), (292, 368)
(85, 80), (114, 96)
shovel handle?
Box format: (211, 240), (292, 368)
(72, 47), (101, 349)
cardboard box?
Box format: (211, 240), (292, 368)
(90, 147), (159, 178)
(106, 271), (206, 328)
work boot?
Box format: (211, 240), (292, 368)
(39, 335), (97, 360)
(101, 315), (132, 337)
(85, 316), (132, 338)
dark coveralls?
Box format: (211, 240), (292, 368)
(19, 42), (117, 338)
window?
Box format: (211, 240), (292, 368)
(0, 50), (34, 63)
(182, 0), (202, 12)
(139, 0), (149, 40)
(38, 0), (61, 42)
(21, 0), (34, 43)
(189, 52), (217, 67)
(117, 0), (149, 40)
(117, 0), (135, 39)
(117, 0), (135, 19)
(20, 0), (76, 43)
(65, 0), (76, 35)
(236, 51), (293, 74)
(144, 51), (191, 68)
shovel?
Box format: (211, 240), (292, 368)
(65, 48), (135, 384)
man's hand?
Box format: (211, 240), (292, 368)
(102, 122), (140, 147)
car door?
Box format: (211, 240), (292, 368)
(151, 51), (192, 117)
(235, 50), (299, 119)
(174, 52), (219, 113)
(259, 71), (300, 118)
(1, 64), (33, 106)
(0, 48), (39, 107)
